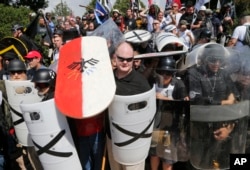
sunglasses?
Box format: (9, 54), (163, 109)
(35, 83), (49, 89)
(116, 55), (134, 62)
(156, 70), (173, 75)
(10, 70), (25, 75)
(26, 58), (36, 62)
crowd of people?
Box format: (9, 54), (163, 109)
(1, 0), (250, 170)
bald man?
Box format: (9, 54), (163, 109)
(107, 42), (151, 170)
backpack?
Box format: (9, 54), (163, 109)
(243, 25), (250, 46)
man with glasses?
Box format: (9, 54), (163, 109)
(8, 60), (27, 81)
(31, 68), (56, 100)
(165, 2), (182, 27)
(24, 50), (47, 80)
(107, 42), (151, 170)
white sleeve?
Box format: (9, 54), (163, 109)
(0, 90), (2, 105)
(231, 26), (242, 40)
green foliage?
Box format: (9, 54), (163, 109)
(16, 0), (48, 12)
(0, 4), (31, 39)
(52, 1), (72, 17)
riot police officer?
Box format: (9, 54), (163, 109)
(188, 44), (239, 169)
(188, 44), (237, 106)
(31, 68), (56, 101)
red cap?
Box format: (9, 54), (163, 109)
(25, 50), (42, 59)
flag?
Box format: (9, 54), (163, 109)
(103, 0), (113, 13)
(194, 0), (210, 11)
(217, 0), (221, 10)
(24, 13), (40, 39)
(94, 0), (108, 25)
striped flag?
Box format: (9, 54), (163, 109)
(94, 0), (108, 24)
(103, 0), (113, 13)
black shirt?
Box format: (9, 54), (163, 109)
(188, 65), (238, 105)
(114, 69), (151, 95)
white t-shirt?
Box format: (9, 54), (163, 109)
(165, 13), (182, 26)
(179, 29), (194, 49)
(231, 23), (250, 48)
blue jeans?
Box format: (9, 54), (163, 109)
(78, 131), (105, 170)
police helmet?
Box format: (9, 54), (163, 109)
(31, 69), (56, 87)
(199, 28), (211, 40)
(11, 24), (24, 32)
(156, 57), (176, 71)
(202, 44), (226, 64)
(8, 59), (26, 72)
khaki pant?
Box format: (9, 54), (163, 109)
(106, 136), (145, 170)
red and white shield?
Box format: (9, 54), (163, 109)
(55, 36), (116, 118)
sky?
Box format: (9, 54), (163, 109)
(45, 0), (165, 17)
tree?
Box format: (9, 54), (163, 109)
(0, 3), (31, 39)
(52, 1), (72, 17)
(0, 0), (49, 11)
(16, 0), (48, 12)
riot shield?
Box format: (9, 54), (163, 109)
(177, 42), (230, 72)
(4, 80), (43, 146)
(151, 100), (190, 163)
(89, 18), (125, 55)
(108, 86), (156, 165)
(190, 102), (249, 170)
(20, 99), (82, 170)
(0, 37), (28, 61)
(187, 42), (249, 170)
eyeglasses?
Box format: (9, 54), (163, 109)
(116, 55), (134, 62)
(156, 70), (173, 75)
(206, 56), (223, 64)
(26, 58), (36, 62)
(10, 70), (25, 75)
(35, 83), (49, 89)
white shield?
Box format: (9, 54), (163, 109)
(20, 99), (82, 170)
(124, 30), (152, 44)
(108, 86), (156, 165)
(5, 80), (42, 146)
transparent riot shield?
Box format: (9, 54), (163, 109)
(20, 99), (82, 170)
(150, 100), (190, 163)
(108, 86), (156, 165)
(187, 43), (249, 170)
(4, 80), (43, 146)
(190, 102), (249, 170)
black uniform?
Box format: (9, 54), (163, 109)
(188, 65), (241, 169)
(188, 64), (238, 105)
